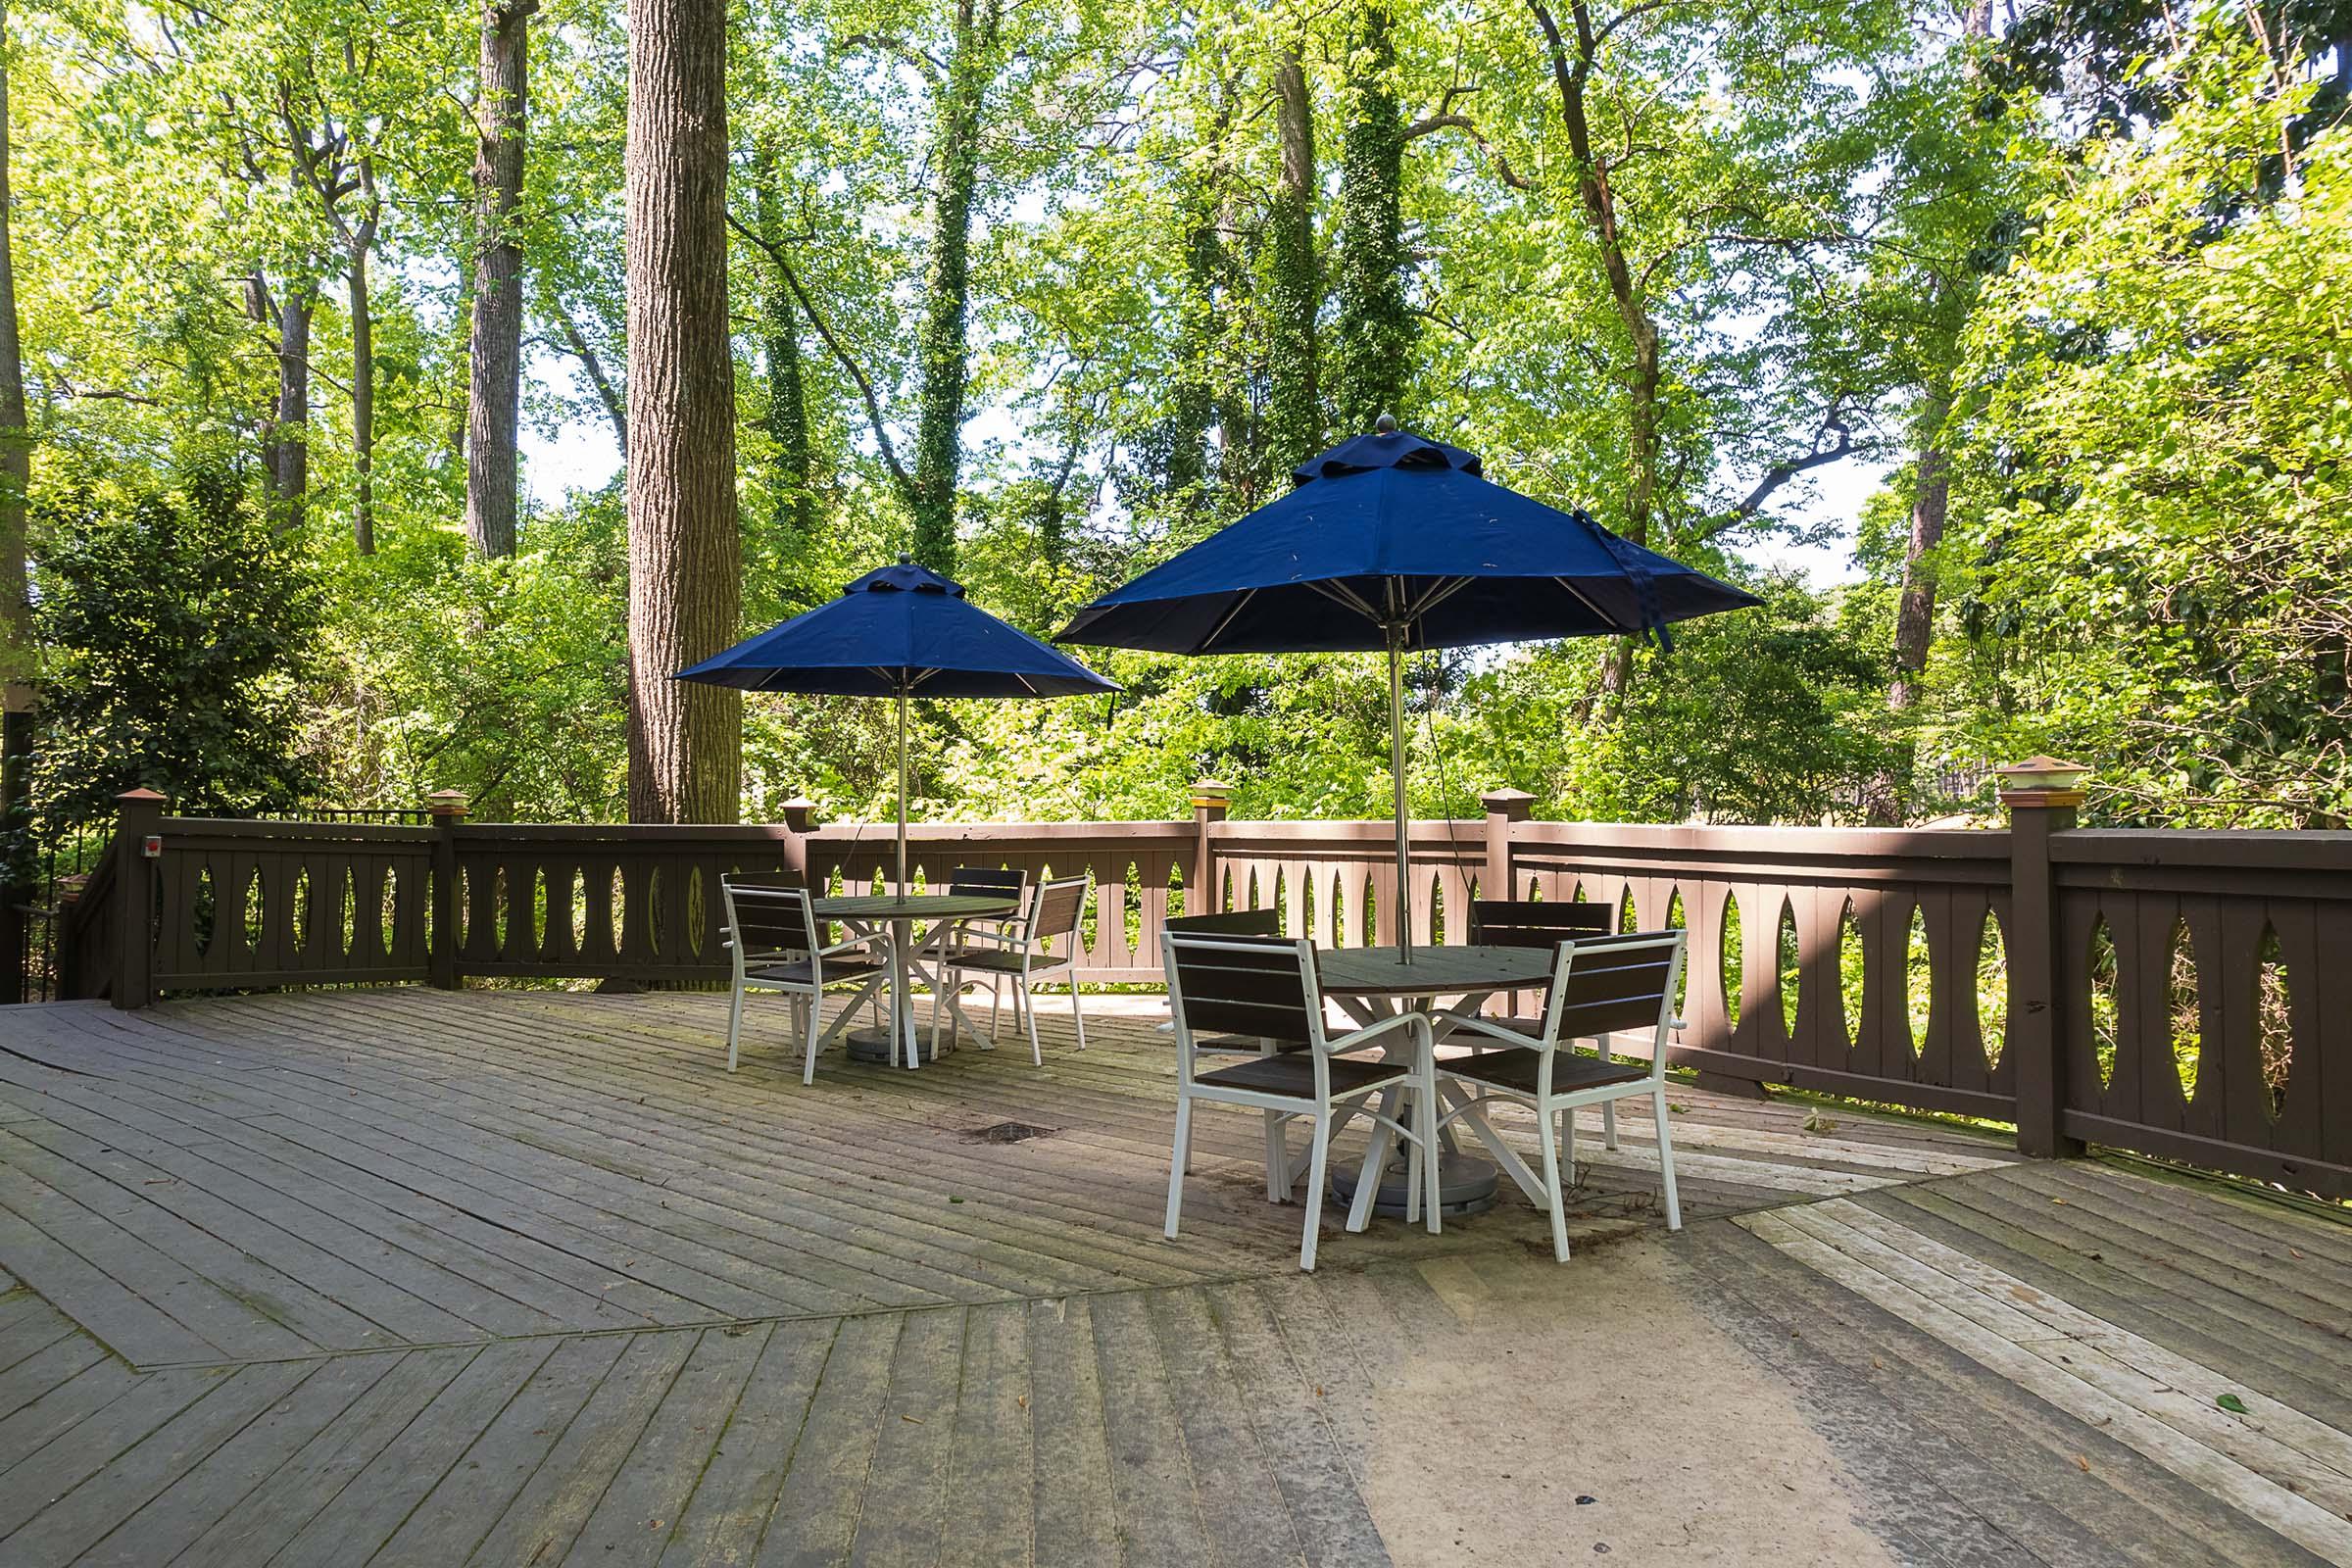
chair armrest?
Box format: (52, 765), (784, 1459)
(1431, 1009), (1544, 1050)
(1325, 1010), (1432, 1056)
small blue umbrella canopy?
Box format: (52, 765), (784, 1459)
(1057, 422), (1759, 960)
(678, 556), (1118, 885)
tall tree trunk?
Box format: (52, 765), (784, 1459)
(1265, 44), (1320, 477)
(755, 146), (812, 538)
(1166, 161), (1220, 500)
(1890, 389), (1951, 715)
(465, 0), (535, 558)
(624, 0), (741, 824)
(348, 234), (376, 555)
(908, 0), (995, 574)
(1329, 1), (1411, 436)
(0, 0), (31, 711)
(244, 277), (312, 529)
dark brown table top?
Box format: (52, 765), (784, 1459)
(1314, 944), (1555, 997)
(811, 894), (1019, 920)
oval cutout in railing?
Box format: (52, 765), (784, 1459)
(1720, 892), (1742, 1031)
(1429, 872), (1446, 946)
(1664, 888), (1688, 1016)
(570, 868), (589, 956)
(1978, 908), (2008, 1069)
(1778, 897), (1801, 1037)
(1330, 872), (1347, 949)
(609, 866), (626, 956)
(2166, 915), (2200, 1103)
(1619, 884), (1639, 934)
(2088, 915), (2120, 1090)
(192, 864), (216, 959)
(290, 864), (312, 956)
(1361, 876), (1378, 948)
(244, 864), (267, 958)
(684, 866), (706, 958)
(1838, 898), (1864, 1051)
(1906, 904), (1932, 1056)
(380, 864), (401, 959)
(336, 867), (356, 960)
(2256, 925), (2291, 1121)
(491, 865), (511, 953)
(1271, 869), (1289, 937)
(1165, 860), (1185, 924)
(1298, 868), (1317, 945)
(646, 865), (665, 958)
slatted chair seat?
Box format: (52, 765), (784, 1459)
(744, 952), (888, 986)
(1195, 1053), (1411, 1097)
(1163, 931), (1443, 1271)
(927, 945), (1026, 975)
(1437, 1050), (1647, 1097)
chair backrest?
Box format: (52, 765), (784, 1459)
(949, 864), (1028, 902)
(1161, 932), (1325, 1052)
(1540, 931), (1686, 1073)
(1031, 875), (1089, 947)
(1470, 899), (1615, 948)
(1165, 908), (1282, 937)
(720, 875), (818, 957)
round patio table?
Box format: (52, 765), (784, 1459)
(811, 893), (1020, 1067)
(1315, 944), (1558, 1217)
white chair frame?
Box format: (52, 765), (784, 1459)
(936, 874), (1091, 1065)
(1162, 933), (1442, 1271)
(719, 878), (895, 1082)
(1433, 930), (1687, 1262)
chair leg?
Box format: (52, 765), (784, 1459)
(1021, 981), (1044, 1066)
(1420, 1068), (1442, 1235)
(1260, 1108), (1288, 1199)
(1069, 982), (1088, 1051)
(1346, 1102), (1396, 1233)
(1653, 1087), (1683, 1231)
(1299, 1113), (1333, 1272)
(725, 984), (745, 1073)
(1540, 1099), (1572, 1263)
(1562, 1105), (1578, 1185)
(1163, 1095), (1195, 1239)
(801, 995), (820, 1085)
(1602, 1100), (1619, 1151)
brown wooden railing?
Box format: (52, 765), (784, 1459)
(49, 782), (2352, 1199)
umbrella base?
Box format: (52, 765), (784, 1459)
(845, 1024), (956, 1065)
(1328, 1152), (1499, 1219)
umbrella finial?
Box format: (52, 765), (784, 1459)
(898, 550), (913, 565)
(1374, 412), (1398, 434)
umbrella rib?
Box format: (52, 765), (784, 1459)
(1402, 575), (1473, 624)
(1199, 588), (1259, 650)
(1306, 578), (1384, 626)
(1550, 575), (1625, 631)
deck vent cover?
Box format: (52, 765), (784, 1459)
(965, 1121), (1054, 1145)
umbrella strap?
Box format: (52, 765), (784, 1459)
(1575, 510), (1675, 654)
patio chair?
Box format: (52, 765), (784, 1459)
(719, 876), (894, 1082)
(1431, 931), (1686, 1262)
(1162, 932), (1440, 1271)
(1467, 898), (1614, 949)
(937, 864), (1030, 1031)
(1157, 908), (1292, 1052)
(935, 874), (1091, 1064)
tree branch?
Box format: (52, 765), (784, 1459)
(546, 296), (626, 457)
(1717, 413), (1858, 528)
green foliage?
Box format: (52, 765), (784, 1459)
(32, 466), (322, 828)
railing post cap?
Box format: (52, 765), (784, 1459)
(1481, 787), (1537, 819)
(425, 789), (470, 818)
(116, 787), (168, 806)
(1996, 757), (2089, 809)
(1191, 780), (1234, 811)
(780, 796), (818, 828)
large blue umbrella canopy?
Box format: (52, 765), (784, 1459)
(1057, 426), (1760, 654)
(678, 557), (1117, 883)
(1056, 423), (1759, 961)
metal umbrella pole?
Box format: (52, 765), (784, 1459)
(895, 682), (909, 892)
(1388, 628), (1412, 963)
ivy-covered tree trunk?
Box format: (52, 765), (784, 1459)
(1328, 1), (1412, 436)
(755, 147), (812, 538)
(348, 218), (378, 556)
(1264, 44), (1320, 476)
(623, 0), (741, 824)
(465, 0), (535, 559)
(908, 0), (997, 575)
(1165, 160), (1220, 501)
(0, 0), (33, 715)
(1890, 388), (1950, 714)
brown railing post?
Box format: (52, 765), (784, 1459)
(1480, 788), (1535, 901)
(111, 788), (166, 1009)
(2002, 759), (2088, 1159)
(1190, 780), (1232, 916)
(779, 797), (815, 883)
(427, 790), (468, 990)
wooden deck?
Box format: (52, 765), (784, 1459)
(0, 987), (2345, 1565)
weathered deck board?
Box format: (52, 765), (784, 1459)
(0, 988), (2343, 1565)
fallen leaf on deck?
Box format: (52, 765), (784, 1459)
(2073, 1455), (2090, 1472)
(2217, 1393), (2250, 1414)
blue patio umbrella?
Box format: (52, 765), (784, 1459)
(1057, 420), (1759, 959)
(677, 555), (1118, 887)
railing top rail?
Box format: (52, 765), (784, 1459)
(160, 816), (439, 845)
(450, 821), (808, 845)
(808, 821), (1194, 846)
(1508, 819), (2012, 861)
(1209, 818), (1485, 844)
(2051, 828), (2352, 872)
